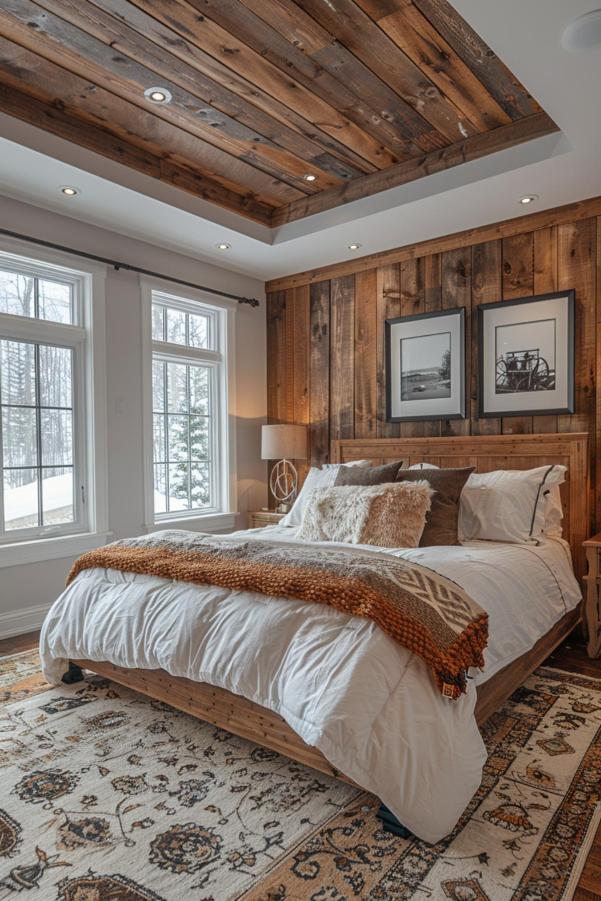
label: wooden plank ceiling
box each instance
[0,0,557,226]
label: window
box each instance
[146,287,233,524]
[0,244,107,556]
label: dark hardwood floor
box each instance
[0,629,40,654]
[1,630,599,897]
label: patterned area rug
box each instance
[0,651,598,900]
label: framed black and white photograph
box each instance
[386,308,465,422]
[478,290,574,418]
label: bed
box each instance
[39,432,588,843]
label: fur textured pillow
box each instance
[297,481,433,548]
[279,460,369,527]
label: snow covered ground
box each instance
[5,472,73,530]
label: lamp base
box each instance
[269,459,298,510]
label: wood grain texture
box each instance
[70,601,578,798]
[399,257,425,438]
[72,658,359,784]
[128,0,391,172]
[309,281,331,466]
[355,0,511,133]
[532,226,559,434]
[266,199,600,533]
[412,0,541,120]
[0,0,552,223]
[376,264,401,438]
[330,275,355,438]
[295,0,483,144]
[0,0,317,194]
[354,269,378,439]
[292,284,311,484]
[266,196,601,292]
[270,113,558,226]
[0,45,296,212]
[597,215,601,531]
[330,275,355,441]
[441,247,470,436]
[501,231,534,435]
[35,0,361,188]
[557,219,597,535]
[333,431,589,582]
[266,291,289,426]
[90,0,375,179]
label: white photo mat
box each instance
[386,308,465,421]
[479,292,574,417]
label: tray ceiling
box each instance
[0,0,558,227]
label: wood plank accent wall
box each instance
[266,197,601,528]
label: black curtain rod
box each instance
[0,228,260,307]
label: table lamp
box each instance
[261,424,307,512]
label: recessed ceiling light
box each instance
[60,186,79,196]
[561,9,601,51]
[348,243,362,251]
[304,174,317,182]
[215,242,231,251]
[144,86,172,104]
[519,194,539,205]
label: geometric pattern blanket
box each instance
[68,530,488,699]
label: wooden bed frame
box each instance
[70,432,589,789]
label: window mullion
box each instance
[0,370,4,534]
[187,365,191,511]
[163,360,169,514]
[0,313,85,346]
[34,343,43,528]
[151,342,221,365]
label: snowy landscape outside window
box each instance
[0,259,87,541]
[150,291,226,520]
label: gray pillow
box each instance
[334,460,404,486]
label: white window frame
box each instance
[141,277,237,532]
[0,237,109,567]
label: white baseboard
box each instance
[0,603,52,639]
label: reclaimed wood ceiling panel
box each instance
[0,0,557,225]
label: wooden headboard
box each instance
[331,433,589,583]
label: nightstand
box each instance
[583,533,601,657]
[248,511,285,529]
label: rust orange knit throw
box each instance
[68,533,488,699]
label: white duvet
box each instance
[40,527,581,843]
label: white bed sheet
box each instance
[39,529,581,843]
[234,527,581,685]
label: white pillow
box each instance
[543,485,564,538]
[280,460,368,527]
[459,465,567,544]
[408,462,439,470]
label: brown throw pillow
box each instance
[334,460,404,486]
[396,467,474,546]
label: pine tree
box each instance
[168,364,210,509]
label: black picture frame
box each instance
[385,307,465,422]
[478,290,575,418]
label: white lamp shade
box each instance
[261,424,307,460]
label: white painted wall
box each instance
[0,196,267,635]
